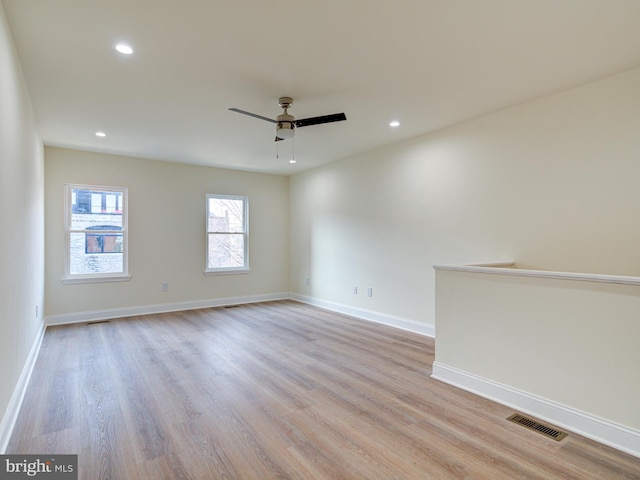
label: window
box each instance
[85,225,123,253]
[206,194,249,274]
[64,184,129,283]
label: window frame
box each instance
[205,194,250,275]
[63,184,130,284]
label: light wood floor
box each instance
[8,301,640,479]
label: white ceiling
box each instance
[4,0,640,175]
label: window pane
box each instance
[207,198,244,232]
[91,193,102,213]
[207,233,245,269]
[86,234,103,253]
[105,194,117,213]
[69,232,123,274]
[71,189,123,230]
[86,230,123,253]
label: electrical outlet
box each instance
[367,287,373,297]
[161,282,169,292]
[305,277,310,286]
[353,285,358,294]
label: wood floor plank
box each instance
[7,300,640,479]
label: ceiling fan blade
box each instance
[294,113,346,128]
[229,108,277,123]
[275,136,285,142]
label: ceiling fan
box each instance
[229,97,346,141]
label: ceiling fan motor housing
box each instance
[276,108,295,138]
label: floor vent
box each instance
[87,320,110,325]
[507,414,568,441]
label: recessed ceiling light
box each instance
[115,43,133,55]
[95,131,106,137]
[389,121,400,127]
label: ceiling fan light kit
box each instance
[275,123,294,139]
[229,96,346,143]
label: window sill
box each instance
[204,268,251,276]
[61,274,132,285]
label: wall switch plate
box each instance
[367,287,373,297]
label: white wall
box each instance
[289,67,640,328]
[0,2,45,448]
[45,147,289,321]
[433,266,640,456]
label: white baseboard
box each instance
[290,293,435,337]
[46,292,290,326]
[11,298,639,459]
[46,292,435,338]
[432,361,640,459]
[0,320,46,454]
